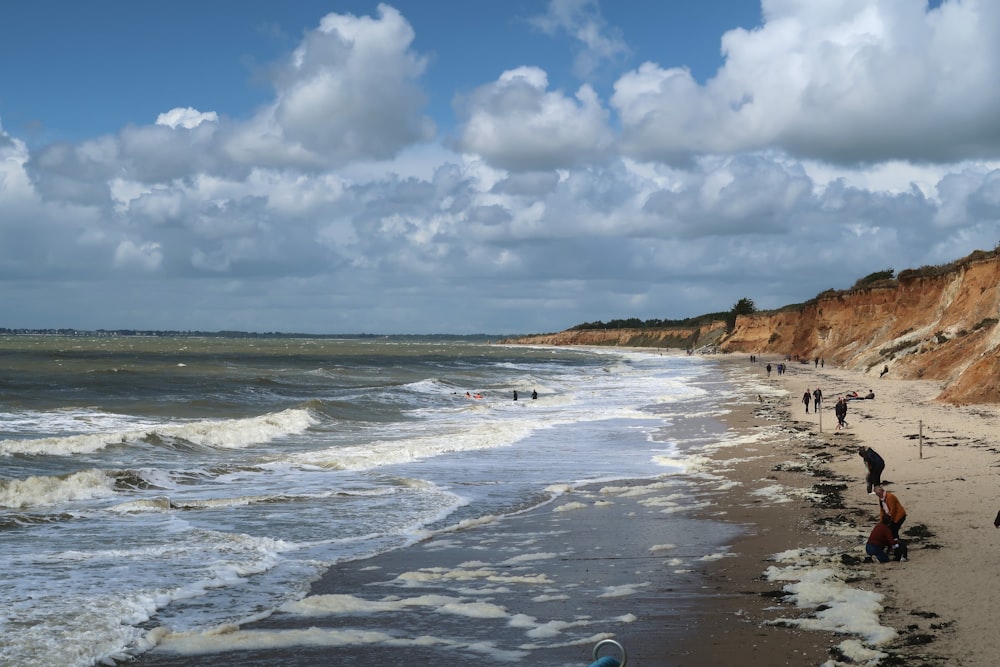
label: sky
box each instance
[1,0,997,335]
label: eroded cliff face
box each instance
[721,254,1000,404]
[503,320,728,349]
[507,251,1000,404]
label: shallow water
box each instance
[0,335,757,666]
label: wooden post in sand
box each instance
[919,420,923,459]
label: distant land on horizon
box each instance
[0,328,505,341]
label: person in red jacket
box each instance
[866,515,906,562]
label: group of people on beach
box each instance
[766,362,789,376]
[801,388,873,428]
[801,388,822,413]
[459,389,539,401]
[765,356,909,564]
[858,445,909,563]
[844,389,876,400]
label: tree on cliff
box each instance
[852,268,895,289]
[727,297,756,331]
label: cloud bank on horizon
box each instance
[1,0,998,334]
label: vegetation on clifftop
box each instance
[570,297,757,333]
[569,313,728,331]
[531,246,1000,357]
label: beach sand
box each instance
[133,356,1000,666]
[672,356,1000,667]
[764,358,1000,667]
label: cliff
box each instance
[720,250,1000,404]
[507,248,1000,405]
[502,319,729,350]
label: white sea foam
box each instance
[388,565,555,588]
[0,408,317,456]
[598,582,649,597]
[156,408,317,449]
[0,431,135,456]
[151,626,531,662]
[750,483,825,504]
[4,530,293,667]
[0,469,116,508]
[552,501,587,512]
[291,418,539,470]
[498,552,558,565]
[282,592,509,618]
[764,547,897,647]
[107,494,293,513]
[108,496,174,512]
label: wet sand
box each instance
[133,355,1000,666]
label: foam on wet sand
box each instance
[134,354,1000,666]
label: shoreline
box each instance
[132,353,1000,666]
[687,355,1000,667]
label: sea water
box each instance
[0,335,758,666]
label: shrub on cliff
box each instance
[852,268,895,289]
[726,297,757,331]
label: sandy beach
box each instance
[765,357,1000,667]
[672,355,1000,667]
[132,354,1000,666]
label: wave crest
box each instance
[0,408,318,457]
[0,469,116,509]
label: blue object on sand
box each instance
[589,639,626,667]
[588,658,620,667]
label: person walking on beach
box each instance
[835,397,848,429]
[874,486,906,539]
[860,446,886,493]
[802,390,811,413]
[766,363,772,377]
[865,514,906,563]
[812,388,822,412]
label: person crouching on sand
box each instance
[866,515,907,563]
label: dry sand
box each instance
[685,355,1000,667]
[133,353,1000,666]
[778,358,1000,667]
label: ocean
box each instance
[0,335,762,666]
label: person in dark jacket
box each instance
[835,397,848,429]
[860,446,885,493]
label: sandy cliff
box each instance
[502,320,729,350]
[721,250,1000,404]
[507,249,1000,404]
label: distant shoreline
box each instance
[0,329,503,340]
